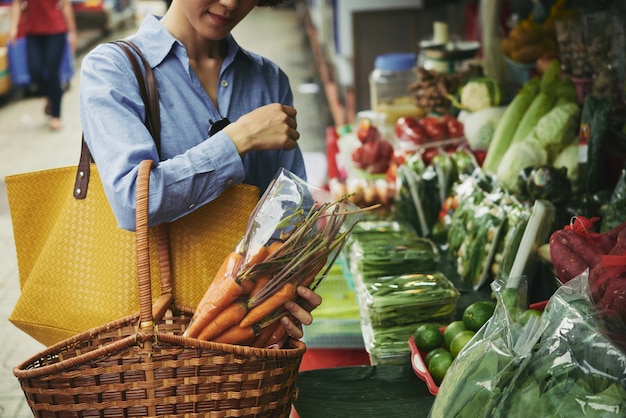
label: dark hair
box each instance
[257,0,289,6]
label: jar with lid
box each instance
[369,52,420,123]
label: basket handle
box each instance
[135,159,164,332]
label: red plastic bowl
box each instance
[408,335,440,395]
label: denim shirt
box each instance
[79,14,306,231]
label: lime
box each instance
[463,301,496,332]
[443,320,466,350]
[517,308,542,326]
[414,323,444,352]
[450,330,475,358]
[424,347,449,368]
[428,350,454,385]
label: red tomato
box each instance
[443,115,464,138]
[395,117,428,145]
[419,116,448,141]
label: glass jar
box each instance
[369,53,419,123]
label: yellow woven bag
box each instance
[6,40,260,346]
[6,162,258,346]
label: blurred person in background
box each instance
[80,0,319,344]
[8,0,77,131]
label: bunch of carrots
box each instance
[183,198,367,347]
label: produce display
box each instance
[317,3,626,413]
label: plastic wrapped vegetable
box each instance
[361,272,460,327]
[185,168,365,346]
[428,277,545,418]
[350,235,440,280]
[493,273,626,417]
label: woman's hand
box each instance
[275,285,322,345]
[224,103,301,154]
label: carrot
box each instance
[242,244,269,269]
[249,274,271,298]
[251,320,281,347]
[265,240,284,257]
[239,277,255,295]
[239,282,297,328]
[263,324,288,348]
[192,251,243,315]
[196,301,248,341]
[185,276,246,339]
[213,324,256,345]
[260,312,300,348]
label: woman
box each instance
[9,0,77,131]
[79,0,320,343]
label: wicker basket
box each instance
[13,160,306,418]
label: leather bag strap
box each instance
[74,40,160,199]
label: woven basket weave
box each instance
[13,160,306,417]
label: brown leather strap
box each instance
[74,40,160,200]
[114,40,161,150]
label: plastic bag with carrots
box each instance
[184,168,366,347]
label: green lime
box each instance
[450,330,475,358]
[517,308,542,326]
[414,323,444,352]
[443,320,466,350]
[428,350,454,385]
[463,301,496,332]
[424,347,449,368]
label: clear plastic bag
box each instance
[428,277,544,418]
[184,168,365,346]
[430,271,626,418]
[493,272,626,417]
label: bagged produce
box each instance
[492,273,626,417]
[357,272,459,365]
[429,277,545,418]
[429,272,626,418]
[349,233,440,280]
[360,272,459,328]
[185,168,365,346]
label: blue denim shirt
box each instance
[79,15,306,231]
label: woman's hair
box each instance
[257,0,289,6]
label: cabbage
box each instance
[451,77,502,113]
[463,106,507,151]
[496,137,548,193]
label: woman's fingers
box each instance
[225,103,301,153]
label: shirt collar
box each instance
[130,14,177,68]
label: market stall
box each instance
[295,0,626,415]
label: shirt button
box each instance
[226,179,233,186]
[221,79,229,88]
[189,203,195,209]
